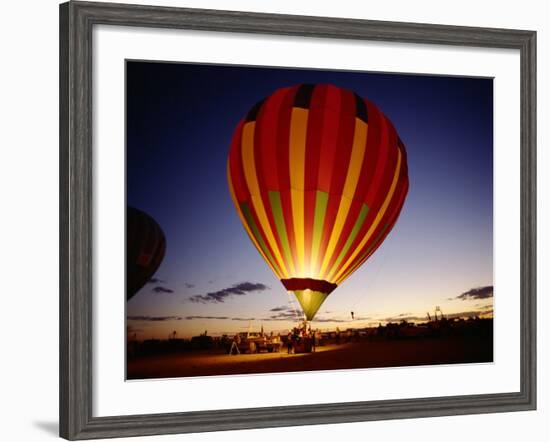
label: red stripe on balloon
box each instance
[303,189,317,269]
[364,107,391,206]
[276,86,300,267]
[254,98,287,265]
[257,87,290,191]
[303,85,327,269]
[316,85,342,193]
[228,120,248,203]
[366,112,399,225]
[325,89,356,197]
[304,84,326,191]
[356,99,381,204]
[317,89,356,272]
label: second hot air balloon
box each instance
[127,206,166,300]
[227,84,408,321]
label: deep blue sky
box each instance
[126,61,493,338]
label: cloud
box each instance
[152,286,174,294]
[313,315,372,323]
[184,283,195,289]
[127,315,182,321]
[189,282,269,303]
[266,311,300,321]
[382,315,426,323]
[475,303,494,309]
[351,316,372,321]
[446,309,493,319]
[269,305,291,312]
[147,277,164,284]
[185,315,229,320]
[312,317,350,323]
[456,286,493,301]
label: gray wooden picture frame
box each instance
[59,1,537,439]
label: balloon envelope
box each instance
[227,84,408,320]
[126,207,166,300]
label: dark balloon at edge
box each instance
[127,207,166,300]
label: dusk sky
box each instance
[126,61,493,339]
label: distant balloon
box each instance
[127,207,166,300]
[227,84,408,320]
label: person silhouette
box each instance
[286,332,293,354]
[229,333,241,355]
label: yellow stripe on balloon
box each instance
[289,108,308,276]
[227,162,281,278]
[330,148,402,283]
[318,196,351,280]
[241,122,289,278]
[343,120,368,200]
[319,118,368,280]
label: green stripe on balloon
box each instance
[241,203,282,276]
[268,191,294,271]
[311,190,329,265]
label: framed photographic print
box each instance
[59,1,536,439]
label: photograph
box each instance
[1,0,543,440]
[125,61,494,380]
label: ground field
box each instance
[127,334,493,380]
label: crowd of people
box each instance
[227,321,322,355]
[286,322,320,354]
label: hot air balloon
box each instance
[127,206,166,300]
[227,84,408,321]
